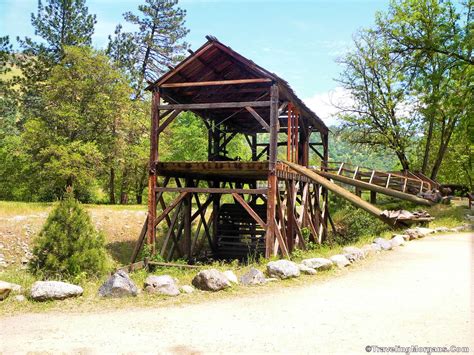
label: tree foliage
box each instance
[108,0,189,98]
[338,0,472,186]
[29,189,109,279]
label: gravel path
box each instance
[1,233,472,354]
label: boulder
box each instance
[390,235,405,247]
[240,268,266,286]
[361,244,376,256]
[0,280,12,300]
[180,285,194,294]
[435,226,449,233]
[404,229,420,240]
[373,238,392,251]
[298,264,317,275]
[30,281,83,301]
[144,275,180,296]
[266,260,300,279]
[300,257,333,271]
[342,246,365,262]
[192,269,231,291]
[329,254,350,268]
[99,270,138,298]
[413,227,435,237]
[393,234,410,242]
[223,270,238,284]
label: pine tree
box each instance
[109,0,189,98]
[29,188,109,279]
[19,0,96,61]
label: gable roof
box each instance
[148,36,328,134]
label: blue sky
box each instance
[0,0,390,123]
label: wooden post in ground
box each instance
[147,89,160,254]
[183,179,192,260]
[370,191,377,204]
[265,83,279,258]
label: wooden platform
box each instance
[155,161,313,183]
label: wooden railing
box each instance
[316,161,432,194]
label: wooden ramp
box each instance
[311,162,434,206]
[282,161,424,229]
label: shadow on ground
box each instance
[107,241,135,265]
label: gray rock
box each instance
[14,295,26,302]
[393,234,410,242]
[144,275,180,296]
[414,227,435,237]
[180,285,194,294]
[192,269,231,291]
[301,257,333,271]
[240,268,266,286]
[223,270,238,284]
[361,244,375,256]
[342,246,365,262]
[435,226,450,233]
[404,229,420,240]
[99,270,138,298]
[31,281,83,301]
[391,235,405,247]
[266,260,300,279]
[374,238,392,250]
[298,264,317,275]
[329,254,350,268]
[0,280,12,300]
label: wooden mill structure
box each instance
[131,36,329,263]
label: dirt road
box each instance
[1,233,472,354]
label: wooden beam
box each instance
[158,101,270,110]
[157,110,182,134]
[232,193,267,229]
[154,192,188,227]
[245,106,270,132]
[155,187,267,194]
[161,78,272,88]
[130,215,148,263]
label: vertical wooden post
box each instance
[286,180,295,252]
[251,133,257,161]
[184,179,192,260]
[370,191,377,204]
[321,131,329,243]
[147,89,160,254]
[266,83,279,258]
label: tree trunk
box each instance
[421,117,435,174]
[109,167,116,204]
[395,150,410,171]
[430,128,454,181]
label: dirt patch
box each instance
[0,205,147,267]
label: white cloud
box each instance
[303,87,353,127]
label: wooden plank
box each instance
[232,193,267,229]
[158,101,271,110]
[157,110,182,134]
[274,218,289,258]
[154,192,188,227]
[155,187,267,194]
[245,106,270,132]
[148,261,202,269]
[130,215,148,263]
[161,78,272,88]
[160,202,182,256]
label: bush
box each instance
[29,189,110,279]
[332,205,388,245]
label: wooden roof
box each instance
[148,36,328,135]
